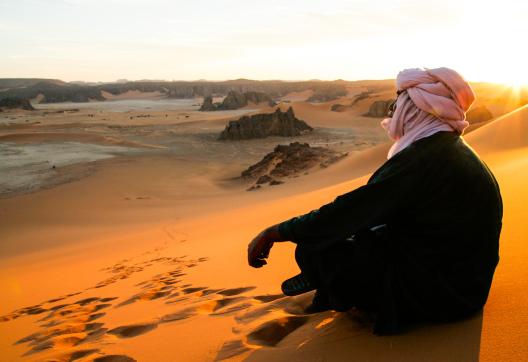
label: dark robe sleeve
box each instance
[277,149,424,245]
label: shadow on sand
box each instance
[244,309,483,362]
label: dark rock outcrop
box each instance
[466,106,493,124]
[331,91,373,112]
[330,104,347,112]
[241,142,348,190]
[0,78,399,105]
[220,90,250,110]
[350,91,371,105]
[0,97,35,110]
[218,107,312,140]
[199,95,216,111]
[364,99,394,117]
[307,84,347,102]
[244,91,275,106]
[200,90,276,111]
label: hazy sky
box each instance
[1,0,527,84]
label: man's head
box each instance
[395,67,475,122]
[381,67,475,159]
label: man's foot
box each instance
[281,273,316,296]
[304,289,332,314]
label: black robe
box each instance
[277,131,503,335]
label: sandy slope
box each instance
[0,105,527,360]
[464,105,528,362]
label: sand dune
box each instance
[462,104,528,362]
[1,93,527,360]
[465,104,528,152]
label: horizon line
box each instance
[0,76,515,87]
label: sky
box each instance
[1,0,527,85]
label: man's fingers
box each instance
[261,241,273,258]
[247,234,272,268]
[248,247,262,267]
[250,258,266,268]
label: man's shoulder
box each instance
[368,132,463,183]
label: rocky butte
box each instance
[241,141,348,191]
[0,97,35,111]
[218,107,313,140]
[364,99,395,117]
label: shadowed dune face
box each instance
[244,312,483,362]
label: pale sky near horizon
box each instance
[1,0,527,85]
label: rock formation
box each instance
[219,90,250,110]
[330,104,347,112]
[199,95,216,111]
[307,84,348,102]
[199,90,276,111]
[364,99,395,117]
[466,106,493,124]
[0,97,35,110]
[0,78,406,106]
[218,107,313,140]
[350,91,371,105]
[331,91,373,112]
[242,142,348,191]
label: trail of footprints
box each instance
[1,249,317,361]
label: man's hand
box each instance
[247,224,283,268]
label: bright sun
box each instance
[497,74,528,89]
[457,1,528,89]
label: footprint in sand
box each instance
[162,296,248,321]
[92,354,137,362]
[46,296,67,303]
[208,297,251,316]
[13,295,117,357]
[246,316,310,347]
[0,303,49,321]
[211,302,254,316]
[235,293,314,325]
[107,323,158,338]
[116,271,186,307]
[76,297,100,306]
[182,286,208,294]
[161,285,260,321]
[252,294,285,303]
[217,286,256,296]
[116,289,173,307]
[160,307,197,323]
[215,299,312,360]
[4,251,214,359]
[59,348,100,361]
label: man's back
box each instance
[387,131,503,323]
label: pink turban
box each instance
[381,67,476,159]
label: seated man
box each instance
[247,67,503,335]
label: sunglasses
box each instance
[387,89,404,117]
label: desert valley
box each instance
[0,77,527,361]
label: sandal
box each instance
[281,273,316,296]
